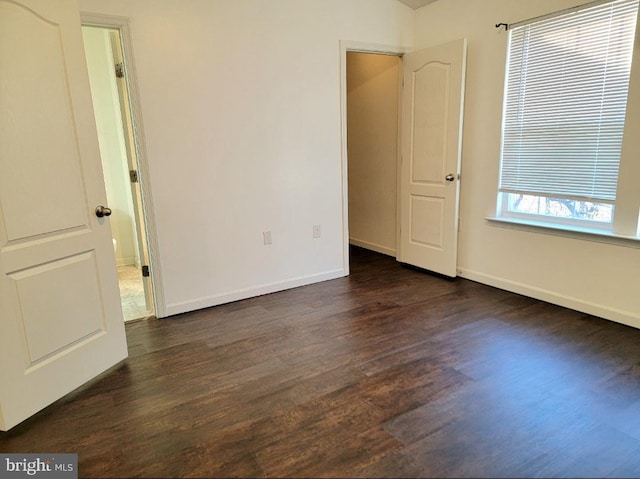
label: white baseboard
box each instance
[349,238,396,257]
[459,268,640,330]
[116,256,136,267]
[163,269,346,318]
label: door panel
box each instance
[0,0,128,431]
[410,196,445,248]
[399,39,467,277]
[0,4,86,241]
[12,252,105,364]
[411,62,450,184]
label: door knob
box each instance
[445,174,456,182]
[95,205,112,218]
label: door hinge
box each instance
[129,170,138,183]
[115,62,125,78]
[142,265,150,277]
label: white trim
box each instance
[459,268,640,329]
[339,40,412,274]
[81,12,167,318]
[487,216,640,248]
[349,238,396,257]
[164,269,346,317]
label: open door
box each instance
[0,0,128,430]
[398,39,467,277]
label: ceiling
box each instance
[396,0,439,9]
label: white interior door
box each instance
[398,39,467,277]
[0,0,128,431]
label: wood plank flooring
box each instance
[2,246,640,477]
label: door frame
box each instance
[81,12,167,318]
[339,40,411,274]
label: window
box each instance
[498,0,639,231]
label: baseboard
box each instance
[163,269,346,318]
[349,238,396,257]
[116,256,136,267]
[459,268,640,329]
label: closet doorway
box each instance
[346,51,402,260]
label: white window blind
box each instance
[500,0,639,203]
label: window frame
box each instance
[493,0,640,239]
[498,192,615,231]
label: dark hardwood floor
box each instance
[2,246,640,478]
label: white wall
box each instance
[347,52,400,256]
[78,0,414,316]
[83,26,139,267]
[415,0,640,327]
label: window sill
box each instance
[486,216,640,248]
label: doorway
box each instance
[82,25,155,322]
[342,41,467,277]
[346,51,402,263]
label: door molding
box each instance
[81,12,166,317]
[339,40,411,274]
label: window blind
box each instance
[499,0,639,203]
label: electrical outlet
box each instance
[313,224,321,238]
[263,231,272,245]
